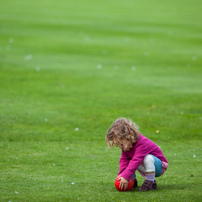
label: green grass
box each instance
[0,0,202,201]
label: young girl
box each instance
[106,118,168,191]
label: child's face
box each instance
[115,139,133,152]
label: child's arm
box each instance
[121,143,149,180]
[118,150,130,176]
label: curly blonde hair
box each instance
[106,118,140,147]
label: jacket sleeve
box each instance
[118,150,130,176]
[121,142,151,181]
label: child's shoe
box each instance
[133,179,138,188]
[152,180,157,190]
[138,180,157,191]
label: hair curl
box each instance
[105,118,140,148]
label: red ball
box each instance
[115,175,134,191]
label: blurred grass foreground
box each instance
[0,0,202,201]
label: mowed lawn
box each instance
[0,0,202,201]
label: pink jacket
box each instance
[118,134,168,181]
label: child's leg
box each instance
[131,173,138,188]
[137,154,162,178]
[142,154,156,181]
[131,173,136,181]
[137,154,162,191]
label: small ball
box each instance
[114,175,134,191]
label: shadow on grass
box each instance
[108,183,199,192]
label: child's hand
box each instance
[117,176,129,191]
